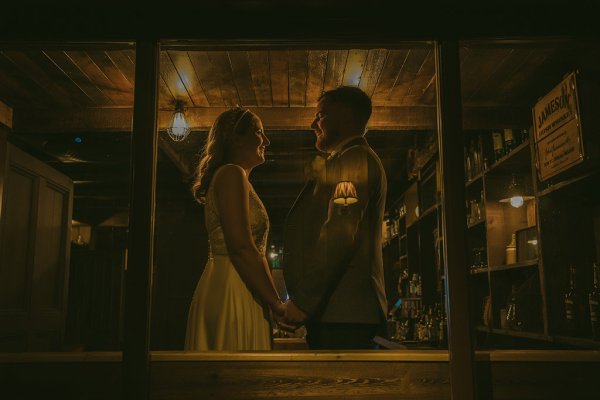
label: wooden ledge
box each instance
[1,350,599,363]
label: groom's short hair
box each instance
[319,86,372,127]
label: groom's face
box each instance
[311,97,345,153]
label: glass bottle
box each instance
[492,131,504,161]
[565,265,580,335]
[589,262,600,340]
[503,128,515,153]
[506,284,522,330]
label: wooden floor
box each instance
[1,350,600,399]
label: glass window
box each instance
[150,42,450,353]
[461,39,600,350]
[0,43,135,352]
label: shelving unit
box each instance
[465,127,600,349]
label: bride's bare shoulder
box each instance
[212,164,247,190]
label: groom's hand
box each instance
[283,300,308,325]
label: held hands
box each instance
[270,300,308,332]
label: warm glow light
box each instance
[333,181,358,206]
[528,239,538,246]
[167,100,191,142]
[168,112,190,141]
[509,196,524,208]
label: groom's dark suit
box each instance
[283,136,387,348]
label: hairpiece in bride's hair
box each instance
[231,107,251,134]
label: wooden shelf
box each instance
[476,326,600,348]
[467,218,486,229]
[552,335,600,349]
[419,203,439,219]
[470,267,489,275]
[488,259,538,273]
[536,170,600,198]
[400,297,422,301]
[486,140,531,175]
[400,255,408,260]
[488,327,548,341]
[465,172,483,188]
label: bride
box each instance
[184,107,288,351]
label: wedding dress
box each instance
[184,170,271,351]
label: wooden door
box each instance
[0,141,73,351]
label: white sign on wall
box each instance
[533,72,584,181]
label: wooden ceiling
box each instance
[2,42,599,238]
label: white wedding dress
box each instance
[184,172,272,351]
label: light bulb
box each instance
[170,112,189,136]
[510,196,524,208]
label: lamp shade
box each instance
[333,181,358,206]
[499,174,534,208]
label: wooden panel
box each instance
[12,105,528,133]
[0,52,60,108]
[0,67,37,108]
[305,50,327,106]
[87,51,134,99]
[342,49,368,87]
[323,50,348,92]
[388,48,430,105]
[151,361,450,399]
[371,49,409,104]
[2,51,74,107]
[65,51,129,105]
[460,48,515,104]
[0,166,35,309]
[0,144,72,350]
[496,48,555,105]
[187,51,224,107]
[32,182,67,309]
[269,50,289,106]
[43,50,113,106]
[359,49,388,97]
[474,48,529,104]
[247,51,272,107]
[0,99,12,128]
[288,50,308,107]
[159,51,192,105]
[208,51,241,107]
[401,49,435,106]
[166,51,209,107]
[228,51,258,107]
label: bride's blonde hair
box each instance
[192,107,253,204]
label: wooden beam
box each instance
[0,100,13,129]
[123,40,159,400]
[435,40,477,400]
[12,105,531,134]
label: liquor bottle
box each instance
[492,131,504,161]
[506,284,522,330]
[472,136,481,175]
[564,265,580,335]
[589,262,600,340]
[503,128,515,153]
[465,145,472,180]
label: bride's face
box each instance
[234,114,270,168]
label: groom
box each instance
[282,86,388,349]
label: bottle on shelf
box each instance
[492,130,505,161]
[505,233,517,265]
[503,128,516,154]
[520,128,530,143]
[506,284,522,330]
[564,265,581,336]
[465,145,473,181]
[589,262,600,340]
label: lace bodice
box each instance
[205,173,269,256]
